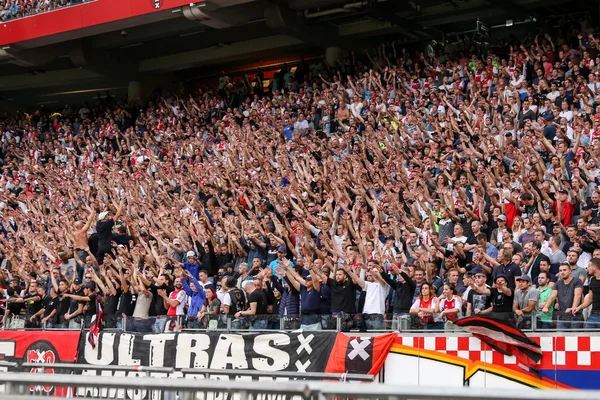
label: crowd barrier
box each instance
[1,329,600,395]
[2,372,600,400]
[2,312,590,333]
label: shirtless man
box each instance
[73,209,96,260]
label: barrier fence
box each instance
[2,312,593,333]
[1,372,600,400]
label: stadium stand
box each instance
[2,20,600,334]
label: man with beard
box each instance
[158,277,187,332]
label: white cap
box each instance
[98,211,109,221]
[186,251,196,258]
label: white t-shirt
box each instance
[362,281,387,315]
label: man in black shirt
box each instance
[23,281,43,328]
[575,258,600,328]
[64,278,84,329]
[96,200,124,264]
[63,282,97,328]
[236,280,267,330]
[150,273,173,333]
[485,275,514,320]
[327,265,360,331]
[40,287,59,327]
[54,280,71,328]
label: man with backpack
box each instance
[223,277,247,329]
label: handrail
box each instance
[21,362,175,374]
[3,373,600,400]
[179,368,375,381]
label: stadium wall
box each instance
[0,331,598,397]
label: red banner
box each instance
[0,331,81,396]
[0,0,201,46]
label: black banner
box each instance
[78,331,336,375]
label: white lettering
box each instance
[175,334,211,369]
[118,334,141,366]
[252,334,290,371]
[84,333,115,365]
[210,334,248,370]
[142,334,175,367]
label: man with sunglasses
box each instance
[466,268,491,317]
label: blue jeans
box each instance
[539,321,554,329]
[585,314,600,329]
[557,313,583,330]
[251,319,268,330]
[364,314,384,330]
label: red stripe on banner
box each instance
[324,333,350,374]
[368,332,397,376]
[0,0,202,46]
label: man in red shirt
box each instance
[553,189,575,226]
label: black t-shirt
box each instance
[69,288,84,314]
[56,294,70,324]
[590,276,600,311]
[327,277,358,313]
[7,296,23,316]
[117,288,135,317]
[248,289,268,317]
[103,288,122,316]
[490,288,514,313]
[149,284,172,316]
[467,287,490,313]
[43,296,58,322]
[23,293,42,315]
[85,293,97,317]
[96,218,115,248]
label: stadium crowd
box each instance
[2,22,600,333]
[0,0,88,21]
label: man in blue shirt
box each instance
[269,246,293,278]
[183,251,202,280]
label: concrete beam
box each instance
[264,2,368,49]
[139,34,303,73]
[0,68,104,92]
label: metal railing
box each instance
[18,363,375,383]
[1,372,600,400]
[3,312,598,333]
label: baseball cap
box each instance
[494,274,507,283]
[558,189,569,194]
[73,278,82,285]
[497,215,507,222]
[173,238,181,245]
[277,246,287,253]
[186,251,196,258]
[516,275,532,282]
[98,211,109,221]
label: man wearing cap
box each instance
[490,215,507,246]
[182,251,202,280]
[269,246,294,278]
[513,275,539,329]
[466,268,491,317]
[485,275,514,320]
[282,261,322,330]
[95,199,125,265]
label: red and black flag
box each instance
[325,332,396,375]
[455,316,542,367]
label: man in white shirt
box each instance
[344,261,387,330]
